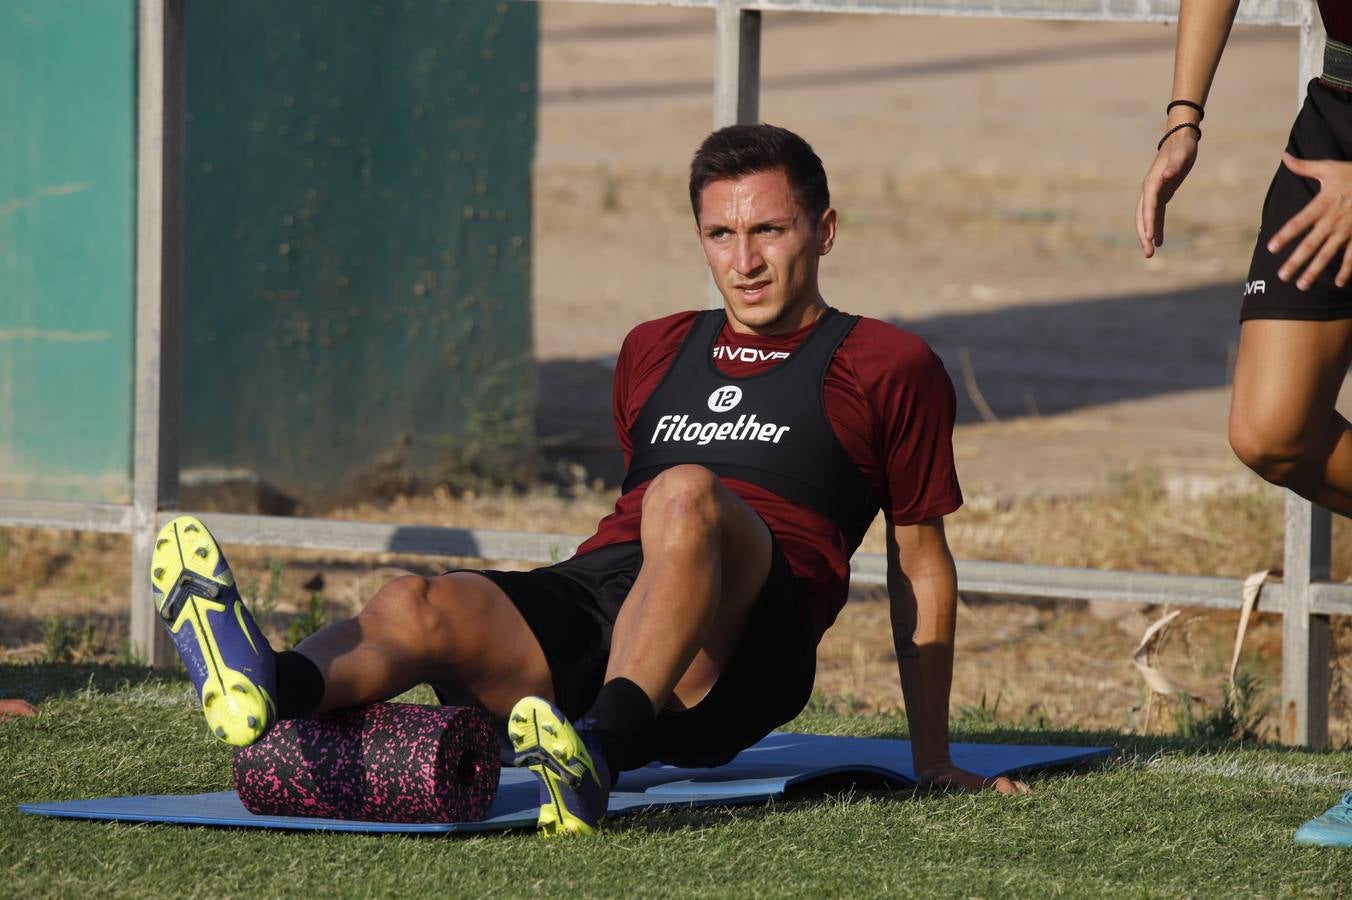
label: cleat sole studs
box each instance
[195,547,209,558]
[214,726,226,738]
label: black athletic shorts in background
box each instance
[1241,79,1352,322]
[473,538,817,770]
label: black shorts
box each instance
[474,539,816,769]
[1241,79,1352,322]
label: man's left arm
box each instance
[888,517,1028,795]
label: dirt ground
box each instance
[6,9,1352,745]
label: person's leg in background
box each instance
[1228,318,1352,515]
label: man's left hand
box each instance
[918,762,1030,796]
[1268,153,1352,290]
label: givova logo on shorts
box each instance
[650,385,791,446]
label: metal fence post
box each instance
[1297,0,1325,103]
[713,0,760,129]
[709,0,762,308]
[1276,3,1331,748]
[131,0,185,666]
[1281,493,1332,748]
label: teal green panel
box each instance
[184,0,538,506]
[0,1,135,502]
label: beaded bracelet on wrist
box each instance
[1157,122,1201,151]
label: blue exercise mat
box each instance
[19,732,1110,834]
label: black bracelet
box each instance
[1157,122,1202,150]
[1167,99,1205,121]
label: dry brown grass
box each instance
[4,471,1350,744]
[827,471,1352,744]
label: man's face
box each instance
[696,169,836,335]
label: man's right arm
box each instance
[888,520,1027,795]
[1136,0,1241,257]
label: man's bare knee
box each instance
[360,575,460,660]
[642,465,723,528]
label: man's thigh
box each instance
[637,468,776,704]
[650,540,816,769]
[421,571,554,717]
[706,480,776,666]
[452,543,644,719]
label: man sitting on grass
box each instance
[150,124,1027,837]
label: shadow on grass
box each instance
[563,770,905,836]
[0,661,185,706]
[604,726,1351,837]
[602,774,1034,837]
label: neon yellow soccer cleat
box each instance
[508,696,611,837]
[150,515,276,747]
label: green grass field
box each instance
[2,663,1348,898]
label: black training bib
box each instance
[622,309,879,547]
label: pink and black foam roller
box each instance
[233,703,500,823]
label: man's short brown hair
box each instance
[689,124,830,221]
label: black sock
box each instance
[274,650,325,720]
[581,677,655,783]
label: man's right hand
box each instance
[918,762,1030,796]
[0,699,38,720]
[1136,128,1200,258]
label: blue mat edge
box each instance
[17,793,487,835]
[16,785,788,834]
